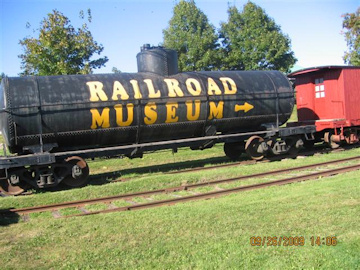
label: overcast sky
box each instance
[0,0,358,76]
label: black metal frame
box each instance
[0,125,316,170]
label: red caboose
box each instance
[288,66,360,148]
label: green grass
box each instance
[0,144,359,269]
[288,104,298,122]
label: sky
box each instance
[0,0,358,76]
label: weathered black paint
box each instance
[137,45,179,76]
[0,70,294,154]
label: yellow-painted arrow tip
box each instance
[235,102,254,113]
[243,102,254,113]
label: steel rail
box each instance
[1,155,359,216]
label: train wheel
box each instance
[303,140,315,150]
[0,179,27,196]
[62,156,90,188]
[224,142,244,160]
[267,139,281,156]
[287,145,300,155]
[245,136,265,160]
[286,137,303,155]
[324,132,340,149]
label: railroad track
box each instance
[1,144,356,197]
[1,155,360,220]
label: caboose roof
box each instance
[288,65,359,78]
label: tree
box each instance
[342,8,360,66]
[19,9,108,76]
[0,73,5,83]
[220,2,296,72]
[163,0,219,71]
[112,67,121,73]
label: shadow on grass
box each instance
[88,155,234,185]
[0,210,21,226]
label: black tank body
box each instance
[0,46,294,154]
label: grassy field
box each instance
[0,140,359,269]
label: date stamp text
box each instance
[250,236,337,247]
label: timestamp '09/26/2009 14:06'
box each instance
[250,236,338,247]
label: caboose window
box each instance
[315,78,325,98]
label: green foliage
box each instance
[342,8,360,66]
[163,1,296,72]
[163,0,219,71]
[19,9,108,76]
[220,2,297,72]
[0,72,5,82]
[112,67,121,73]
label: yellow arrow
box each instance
[235,102,254,113]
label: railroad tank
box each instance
[0,46,294,155]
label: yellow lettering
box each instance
[164,79,184,97]
[86,81,108,101]
[90,108,110,129]
[185,100,201,121]
[129,80,142,99]
[207,78,222,95]
[144,79,161,98]
[112,81,129,100]
[208,101,224,119]
[114,104,134,126]
[186,78,202,96]
[144,102,158,125]
[165,102,179,123]
[220,77,237,95]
